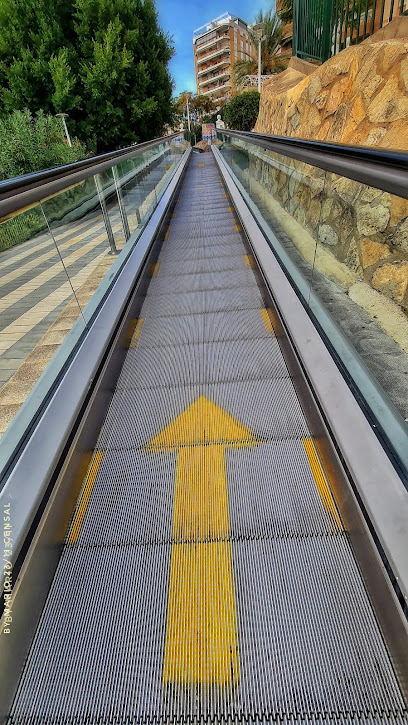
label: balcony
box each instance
[213,93,230,109]
[197,58,230,78]
[195,32,229,55]
[201,81,231,97]
[196,43,230,66]
[199,69,230,88]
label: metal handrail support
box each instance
[218,129,408,199]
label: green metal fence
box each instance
[293,0,408,63]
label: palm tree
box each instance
[278,0,293,25]
[232,10,289,89]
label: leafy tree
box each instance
[191,95,216,122]
[232,10,289,89]
[0,0,174,151]
[172,92,215,130]
[0,109,87,180]
[223,91,260,132]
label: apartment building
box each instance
[193,12,255,109]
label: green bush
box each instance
[223,91,260,132]
[0,208,47,252]
[0,109,88,181]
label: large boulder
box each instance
[255,37,408,150]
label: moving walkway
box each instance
[0,134,408,724]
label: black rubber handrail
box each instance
[219,129,408,199]
[0,134,178,194]
[0,133,179,219]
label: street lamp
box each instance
[186,95,191,136]
[250,22,265,94]
[56,113,72,147]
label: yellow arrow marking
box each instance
[145,396,258,685]
[146,395,257,451]
[198,163,205,167]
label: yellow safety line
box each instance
[129,318,144,348]
[244,254,256,269]
[227,206,233,213]
[223,193,229,198]
[150,262,160,277]
[266,307,282,335]
[303,439,342,530]
[261,309,276,335]
[68,450,104,544]
[198,163,205,167]
[234,224,242,233]
[164,230,170,241]
[126,318,139,347]
[171,212,176,218]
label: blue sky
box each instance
[156,0,275,97]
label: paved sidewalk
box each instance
[0,153,181,438]
[0,208,123,385]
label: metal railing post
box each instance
[322,0,334,60]
[112,166,131,242]
[293,0,299,56]
[94,173,118,255]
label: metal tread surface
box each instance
[134,309,276,347]
[145,269,257,296]
[9,154,408,724]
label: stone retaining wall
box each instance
[246,144,408,307]
[249,36,408,308]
